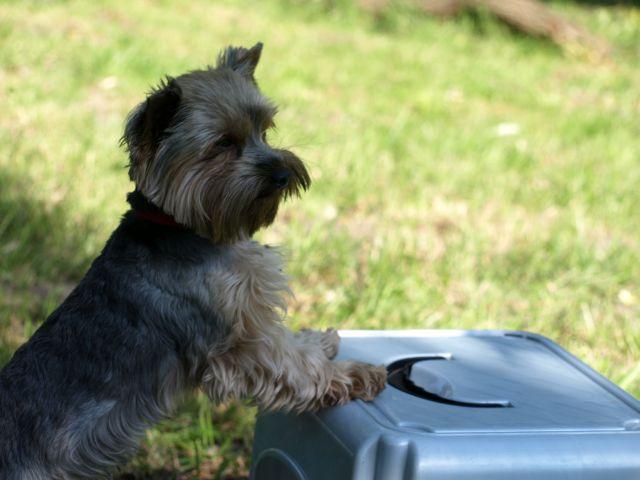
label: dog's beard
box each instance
[139,148,309,243]
[245,193,281,236]
[209,161,309,242]
[204,175,280,243]
[201,151,309,242]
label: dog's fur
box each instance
[0,43,386,479]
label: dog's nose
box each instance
[271,169,291,189]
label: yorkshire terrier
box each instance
[0,43,386,479]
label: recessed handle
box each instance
[387,356,512,408]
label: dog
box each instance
[0,43,387,479]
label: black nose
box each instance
[271,169,291,189]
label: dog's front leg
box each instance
[201,325,386,412]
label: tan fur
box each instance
[201,241,386,412]
[295,328,340,360]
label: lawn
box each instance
[1,0,639,478]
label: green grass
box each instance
[1,0,639,477]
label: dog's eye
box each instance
[215,136,235,149]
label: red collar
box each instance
[135,210,184,229]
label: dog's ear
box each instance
[122,77,182,175]
[217,42,263,82]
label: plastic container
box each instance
[251,330,640,480]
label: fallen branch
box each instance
[363,0,610,58]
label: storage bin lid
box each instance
[338,330,640,434]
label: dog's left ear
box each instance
[217,42,263,82]
[122,77,182,177]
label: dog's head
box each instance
[122,43,310,242]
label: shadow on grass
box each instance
[116,471,250,480]
[116,471,248,480]
[116,471,177,480]
[0,166,98,367]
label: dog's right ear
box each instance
[122,77,182,177]
[217,42,263,83]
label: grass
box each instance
[1,0,639,477]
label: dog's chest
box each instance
[206,241,290,337]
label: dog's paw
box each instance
[313,361,387,410]
[318,328,340,359]
[296,328,340,359]
[346,362,387,402]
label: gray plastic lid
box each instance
[338,330,640,434]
